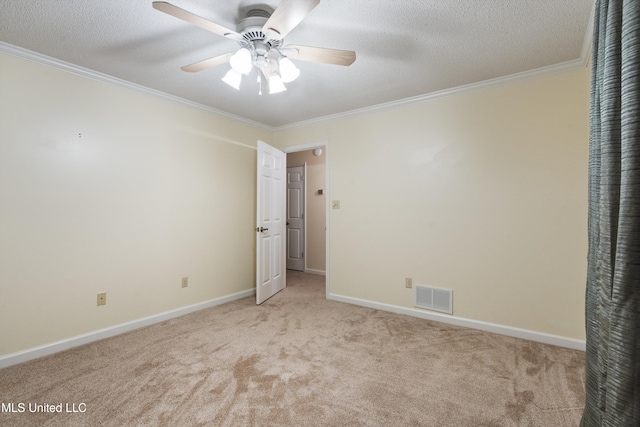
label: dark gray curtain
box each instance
[582,0,640,425]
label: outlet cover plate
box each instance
[97,292,106,306]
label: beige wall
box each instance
[0,52,271,355]
[286,150,327,272]
[274,68,590,340]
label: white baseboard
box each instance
[1,288,584,369]
[327,293,586,351]
[304,268,326,276]
[0,288,255,369]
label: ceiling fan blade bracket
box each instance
[224,32,245,42]
[278,47,300,58]
[264,28,282,41]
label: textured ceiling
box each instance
[0,0,594,128]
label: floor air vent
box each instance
[415,285,453,314]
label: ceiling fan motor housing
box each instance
[238,8,280,42]
[236,7,282,68]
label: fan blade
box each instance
[284,45,356,66]
[152,1,243,41]
[181,53,231,73]
[262,0,320,40]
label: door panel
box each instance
[286,166,305,271]
[256,141,286,304]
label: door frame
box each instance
[284,141,330,298]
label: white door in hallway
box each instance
[256,141,286,304]
[286,166,305,271]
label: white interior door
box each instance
[286,166,305,271]
[256,141,286,304]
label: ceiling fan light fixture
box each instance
[279,57,300,83]
[222,69,242,90]
[229,47,253,75]
[153,1,357,97]
[268,74,287,94]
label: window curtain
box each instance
[582,0,640,425]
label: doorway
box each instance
[285,143,328,293]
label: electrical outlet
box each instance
[182,277,188,288]
[97,292,107,306]
[405,278,412,289]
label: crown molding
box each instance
[277,3,595,132]
[2,25,593,134]
[275,57,589,131]
[0,42,272,131]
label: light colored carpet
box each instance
[0,271,585,426]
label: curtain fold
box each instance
[582,0,640,425]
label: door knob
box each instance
[256,227,269,232]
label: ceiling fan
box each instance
[152,0,356,94]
